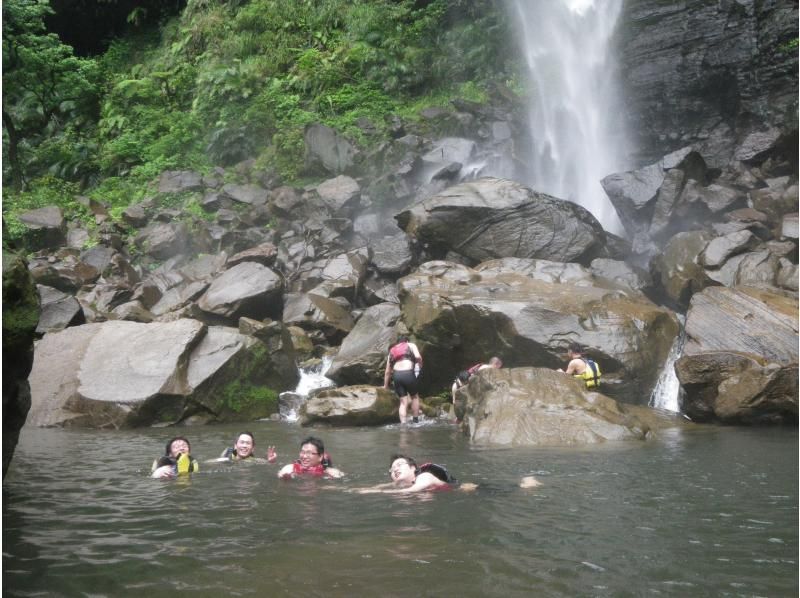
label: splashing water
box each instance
[278,356,335,421]
[649,321,686,412]
[508,0,628,234]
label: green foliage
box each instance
[2,175,87,242]
[221,381,278,414]
[778,38,798,53]
[3,0,102,191]
[3,0,516,213]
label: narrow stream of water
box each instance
[4,423,796,597]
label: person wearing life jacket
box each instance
[558,343,602,389]
[277,436,344,480]
[451,356,503,405]
[151,436,199,479]
[218,432,277,463]
[354,454,476,494]
[383,334,423,424]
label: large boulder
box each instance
[326,303,401,385]
[675,285,798,424]
[197,261,283,321]
[304,123,357,175]
[3,246,40,476]
[398,260,680,404]
[26,319,291,428]
[16,205,66,251]
[458,367,687,446]
[300,385,398,426]
[395,177,607,265]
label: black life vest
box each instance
[419,463,456,484]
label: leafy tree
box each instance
[2,0,100,190]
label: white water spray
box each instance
[509,0,628,233]
[649,321,686,412]
[278,356,335,422]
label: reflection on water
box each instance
[3,423,797,597]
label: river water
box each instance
[3,422,797,597]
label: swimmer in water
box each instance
[354,454,477,494]
[214,432,277,463]
[151,436,199,479]
[277,436,344,479]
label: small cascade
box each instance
[278,356,335,422]
[507,0,628,233]
[649,320,686,412]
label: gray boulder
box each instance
[316,175,361,218]
[304,123,357,175]
[326,303,401,385]
[397,260,679,404]
[396,177,606,265]
[675,285,798,424]
[134,221,190,261]
[197,262,283,320]
[158,170,204,194]
[36,285,84,334]
[300,385,398,426]
[16,205,66,250]
[459,367,687,446]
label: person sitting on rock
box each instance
[451,356,503,404]
[383,334,423,424]
[151,436,199,479]
[557,343,601,388]
[217,432,277,463]
[354,454,477,494]
[277,436,344,479]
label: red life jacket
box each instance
[292,461,326,476]
[389,341,416,365]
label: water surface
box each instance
[3,423,797,597]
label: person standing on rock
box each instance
[384,335,423,424]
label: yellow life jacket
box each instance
[574,358,601,388]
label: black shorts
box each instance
[392,369,419,397]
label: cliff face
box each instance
[618,0,798,167]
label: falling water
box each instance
[508,0,627,233]
[649,321,686,412]
[278,356,335,421]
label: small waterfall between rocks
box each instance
[648,320,686,412]
[278,356,335,422]
[508,0,627,234]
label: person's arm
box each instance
[267,446,277,463]
[324,467,344,479]
[383,356,392,388]
[151,465,176,479]
[358,472,442,494]
[278,464,295,479]
[564,358,583,375]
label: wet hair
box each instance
[165,436,191,457]
[236,432,255,446]
[488,356,503,367]
[568,343,584,355]
[390,453,418,471]
[396,334,409,343]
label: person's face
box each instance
[389,458,416,485]
[235,434,254,458]
[169,439,190,458]
[299,443,322,468]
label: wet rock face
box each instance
[675,286,799,424]
[300,385,398,426]
[396,177,608,265]
[457,367,688,446]
[396,259,679,404]
[2,247,40,477]
[619,0,799,167]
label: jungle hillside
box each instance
[2,0,518,245]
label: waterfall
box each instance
[649,321,686,412]
[508,0,627,234]
[278,356,335,422]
